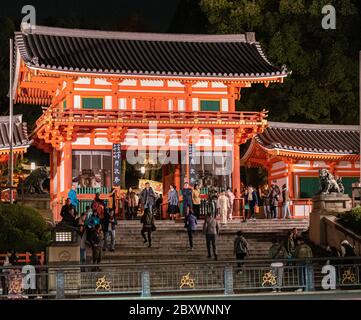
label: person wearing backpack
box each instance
[234,231,249,273]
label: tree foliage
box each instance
[200,0,361,124]
[0,203,52,252]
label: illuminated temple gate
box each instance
[13,25,287,220]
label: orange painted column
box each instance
[63,141,73,197]
[232,143,241,217]
[232,143,241,195]
[174,164,181,191]
[56,149,61,222]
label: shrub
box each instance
[0,203,52,253]
[338,207,361,235]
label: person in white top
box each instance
[217,190,231,225]
[226,188,235,220]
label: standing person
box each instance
[77,213,87,264]
[103,209,117,252]
[291,228,299,247]
[167,184,179,220]
[244,186,258,221]
[282,184,291,219]
[83,206,93,225]
[140,182,157,216]
[203,212,219,260]
[234,231,249,274]
[192,184,201,219]
[261,185,271,219]
[225,188,235,220]
[125,187,137,220]
[68,185,79,212]
[217,190,230,225]
[284,231,296,259]
[185,210,197,250]
[294,237,313,292]
[270,184,280,219]
[60,198,76,226]
[181,182,193,216]
[91,193,105,220]
[133,191,140,218]
[207,185,218,217]
[89,224,103,271]
[86,210,101,230]
[141,209,156,248]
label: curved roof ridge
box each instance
[21,24,249,43]
[268,121,359,131]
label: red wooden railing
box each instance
[36,107,268,130]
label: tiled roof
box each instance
[255,122,359,155]
[14,25,286,79]
[0,115,30,150]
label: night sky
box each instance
[1,0,181,31]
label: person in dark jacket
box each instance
[203,212,219,260]
[102,209,117,252]
[185,211,197,250]
[89,224,103,271]
[141,210,155,248]
[140,182,157,215]
[284,231,296,259]
[270,184,280,219]
[181,182,193,216]
[60,198,76,226]
[234,231,249,272]
[244,186,258,221]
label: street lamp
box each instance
[30,162,36,171]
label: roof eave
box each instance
[24,64,288,82]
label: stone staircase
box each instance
[101,219,310,264]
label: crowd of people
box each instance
[243,182,292,220]
[60,189,118,269]
[166,182,235,224]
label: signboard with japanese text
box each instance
[112,144,121,187]
[189,144,197,186]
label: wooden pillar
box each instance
[56,149,62,222]
[227,85,236,112]
[232,143,241,197]
[63,141,72,196]
[174,164,181,192]
[232,143,241,217]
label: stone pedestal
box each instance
[47,243,81,296]
[309,193,352,246]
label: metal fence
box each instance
[0,258,360,299]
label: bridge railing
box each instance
[1,257,360,299]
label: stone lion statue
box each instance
[18,166,49,194]
[318,169,344,194]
